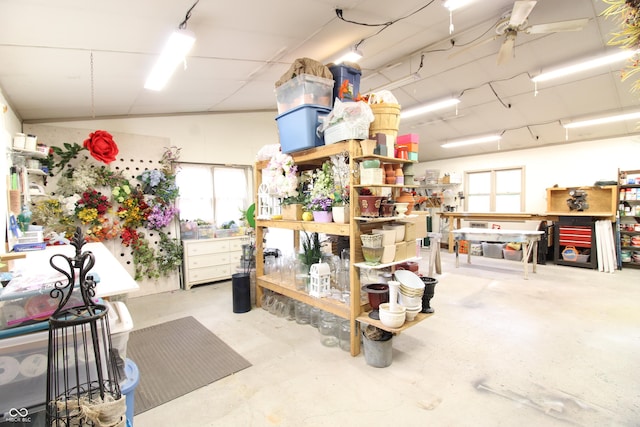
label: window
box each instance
[465,167,524,212]
[175,163,253,226]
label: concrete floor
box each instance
[126,248,640,426]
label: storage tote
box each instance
[276,104,331,153]
[328,64,362,102]
[482,242,505,259]
[324,121,369,145]
[275,74,334,114]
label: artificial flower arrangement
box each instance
[306,160,334,212]
[330,153,349,207]
[306,196,333,212]
[264,152,299,199]
[32,130,183,280]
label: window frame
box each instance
[463,166,525,212]
[175,162,254,226]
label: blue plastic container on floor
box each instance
[276,104,331,153]
[120,358,140,426]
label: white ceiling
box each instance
[1,0,638,161]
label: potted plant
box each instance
[306,196,333,222]
[330,153,350,224]
[281,191,308,221]
[306,161,335,222]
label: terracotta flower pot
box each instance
[396,191,415,215]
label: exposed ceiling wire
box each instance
[336,1,436,50]
[179,0,200,29]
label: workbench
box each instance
[451,228,544,279]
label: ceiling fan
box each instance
[453,1,589,65]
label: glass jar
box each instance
[294,301,310,324]
[310,307,322,328]
[295,261,310,292]
[338,320,351,352]
[264,255,276,276]
[318,313,339,347]
[286,299,296,321]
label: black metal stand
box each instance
[45,227,125,426]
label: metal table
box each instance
[451,228,544,279]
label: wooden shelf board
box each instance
[255,219,350,236]
[353,184,419,189]
[357,311,433,334]
[353,214,419,223]
[257,275,354,319]
[352,154,416,164]
[354,256,421,270]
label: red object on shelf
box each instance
[396,145,409,159]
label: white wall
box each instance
[1,88,23,136]
[1,90,23,253]
[416,136,640,213]
[38,111,280,165]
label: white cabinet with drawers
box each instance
[182,236,248,290]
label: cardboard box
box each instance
[394,241,408,262]
[405,239,418,258]
[404,221,416,242]
[400,213,428,239]
[397,142,418,152]
[397,133,419,144]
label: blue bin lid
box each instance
[120,358,140,393]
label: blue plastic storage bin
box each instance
[329,64,362,102]
[276,104,331,153]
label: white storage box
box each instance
[0,300,132,418]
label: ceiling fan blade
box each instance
[497,34,516,65]
[448,35,500,59]
[509,0,537,27]
[525,18,589,34]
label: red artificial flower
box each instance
[83,130,119,164]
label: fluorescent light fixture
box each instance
[531,49,638,83]
[368,72,421,93]
[145,29,196,91]
[443,0,472,11]
[401,98,460,119]
[563,110,640,129]
[441,134,501,148]
[335,47,363,64]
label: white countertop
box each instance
[10,242,139,298]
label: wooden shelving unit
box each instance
[254,140,432,357]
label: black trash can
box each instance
[232,273,251,313]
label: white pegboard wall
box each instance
[24,124,181,297]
